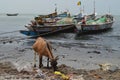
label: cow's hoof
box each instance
[34,64,36,67]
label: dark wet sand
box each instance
[0,38,120,79]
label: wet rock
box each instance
[89,56,93,58]
[9,41,13,43]
[88,50,101,54]
[0,54,4,57]
[3,42,6,44]
[18,49,25,52]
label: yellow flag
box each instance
[77,1,81,6]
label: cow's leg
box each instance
[34,52,36,67]
[39,56,43,68]
[47,57,49,68]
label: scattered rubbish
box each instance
[54,71,70,80]
[99,63,119,71]
[69,74,85,80]
[92,74,102,79]
[0,61,120,80]
[35,69,47,79]
[13,62,33,72]
[99,63,111,71]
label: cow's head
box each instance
[50,56,59,71]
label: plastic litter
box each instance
[99,63,119,71]
[13,62,33,72]
[54,71,69,80]
[69,74,85,80]
[35,69,48,80]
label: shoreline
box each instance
[0,61,120,80]
[0,38,120,79]
[0,39,120,70]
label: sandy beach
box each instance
[0,37,120,80]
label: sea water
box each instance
[0,14,120,53]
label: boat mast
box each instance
[83,5,85,14]
[77,1,81,14]
[108,6,111,14]
[93,0,95,14]
[55,3,57,13]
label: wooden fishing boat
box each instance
[76,14,114,34]
[76,21,114,34]
[20,24,76,37]
[6,13,18,16]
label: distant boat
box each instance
[6,13,18,16]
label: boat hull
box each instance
[20,30,38,36]
[20,24,76,37]
[76,21,114,34]
[6,13,18,16]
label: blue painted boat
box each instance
[20,24,76,37]
[20,30,38,36]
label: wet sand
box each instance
[0,38,120,79]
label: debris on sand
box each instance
[0,62,120,80]
[99,63,119,71]
[13,62,33,72]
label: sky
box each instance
[0,0,120,15]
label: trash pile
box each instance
[0,62,85,80]
[99,63,119,72]
[0,61,120,80]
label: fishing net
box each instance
[57,18,75,24]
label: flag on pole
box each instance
[77,1,81,6]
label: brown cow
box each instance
[32,37,58,71]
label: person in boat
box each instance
[34,17,44,26]
[81,17,86,24]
